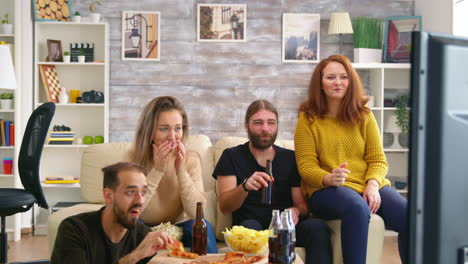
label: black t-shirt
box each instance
[51,207,153,264]
[212,142,301,228]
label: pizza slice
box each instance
[167,240,199,259]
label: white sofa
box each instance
[48,135,385,264]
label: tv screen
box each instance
[409,31,468,264]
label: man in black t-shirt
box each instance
[51,162,173,264]
[213,100,332,264]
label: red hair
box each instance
[299,55,369,124]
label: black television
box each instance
[409,31,468,264]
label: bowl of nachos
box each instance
[223,226,269,254]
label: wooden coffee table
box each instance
[149,251,268,264]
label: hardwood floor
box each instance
[8,234,401,263]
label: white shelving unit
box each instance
[34,21,109,233]
[0,0,23,241]
[354,63,410,193]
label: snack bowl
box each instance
[223,233,269,254]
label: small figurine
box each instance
[58,87,69,104]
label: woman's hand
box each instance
[174,140,186,174]
[152,140,176,172]
[323,163,350,187]
[363,179,381,213]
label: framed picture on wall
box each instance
[383,16,422,63]
[282,13,320,63]
[122,11,161,61]
[197,4,247,42]
[46,39,63,62]
[32,0,72,22]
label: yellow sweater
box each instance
[294,111,390,198]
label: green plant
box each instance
[352,17,383,49]
[64,51,70,56]
[89,0,102,13]
[74,11,81,16]
[1,14,8,24]
[394,94,410,134]
[0,93,14,99]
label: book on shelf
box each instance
[0,120,5,146]
[44,179,80,184]
[0,120,14,146]
[44,176,79,184]
[9,123,14,146]
[48,140,74,145]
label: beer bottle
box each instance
[261,160,273,205]
[192,202,207,255]
[268,210,281,264]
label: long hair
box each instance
[298,55,369,124]
[245,99,279,124]
[129,96,189,172]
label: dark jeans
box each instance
[308,186,408,264]
[176,219,218,253]
[240,218,332,264]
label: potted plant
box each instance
[352,17,383,63]
[77,49,86,63]
[394,94,410,148]
[63,51,71,63]
[72,11,81,23]
[0,14,13,35]
[89,0,102,23]
[0,93,14,110]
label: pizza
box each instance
[167,240,199,259]
[209,252,265,264]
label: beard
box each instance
[247,127,277,150]
[113,203,141,229]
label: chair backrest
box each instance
[18,102,55,209]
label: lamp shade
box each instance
[328,12,354,34]
[0,45,16,89]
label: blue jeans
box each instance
[240,218,332,264]
[308,186,407,264]
[176,219,218,253]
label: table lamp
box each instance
[328,12,354,55]
[0,42,17,90]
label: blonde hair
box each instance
[129,96,188,172]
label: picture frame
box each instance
[32,0,72,22]
[47,39,63,62]
[282,13,320,63]
[122,11,161,61]
[197,4,247,42]
[383,16,422,63]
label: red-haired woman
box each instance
[294,55,407,264]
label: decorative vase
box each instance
[383,133,394,148]
[72,15,81,23]
[354,48,382,63]
[0,99,12,110]
[77,55,85,63]
[1,24,13,35]
[63,55,71,63]
[398,133,409,148]
[90,13,101,23]
[58,87,69,104]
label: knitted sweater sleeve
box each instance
[363,112,389,185]
[294,113,329,188]
[178,151,206,219]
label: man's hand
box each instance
[119,231,173,264]
[244,171,273,191]
[289,207,300,225]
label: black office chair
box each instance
[0,103,55,264]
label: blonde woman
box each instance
[128,96,217,253]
